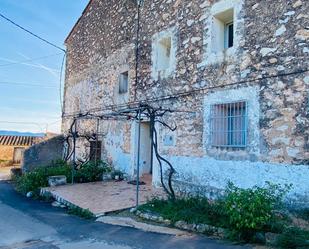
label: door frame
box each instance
[13,147,25,164]
[130,120,153,180]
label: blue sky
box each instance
[0,0,88,134]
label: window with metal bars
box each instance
[210,101,247,148]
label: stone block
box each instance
[48,175,67,187]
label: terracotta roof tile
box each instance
[0,135,44,146]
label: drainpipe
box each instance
[95,118,99,166]
[136,108,142,207]
[149,114,155,175]
[133,0,143,101]
[72,118,77,184]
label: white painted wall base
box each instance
[152,155,309,207]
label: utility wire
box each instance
[0,81,57,88]
[0,120,45,132]
[0,13,66,52]
[59,53,66,116]
[62,67,309,118]
[0,121,43,125]
[0,119,61,126]
[0,53,63,67]
[0,119,61,133]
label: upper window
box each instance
[151,28,177,80]
[213,8,234,53]
[210,101,247,148]
[119,71,128,94]
[157,36,172,72]
[199,0,244,66]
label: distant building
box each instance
[0,135,45,166]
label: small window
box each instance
[210,101,247,148]
[212,8,234,52]
[119,71,128,94]
[225,22,234,49]
[156,36,172,72]
[90,141,101,162]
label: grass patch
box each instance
[67,206,94,219]
[138,197,227,228]
[275,227,309,249]
[294,208,309,222]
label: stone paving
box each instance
[42,176,164,216]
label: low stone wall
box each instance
[22,135,64,172]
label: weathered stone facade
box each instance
[63,0,309,205]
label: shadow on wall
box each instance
[22,135,64,172]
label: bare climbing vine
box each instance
[63,104,178,199]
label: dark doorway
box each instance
[89,141,102,162]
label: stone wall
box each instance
[0,145,14,162]
[62,0,309,204]
[22,136,64,172]
[0,146,15,166]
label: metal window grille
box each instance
[90,141,102,161]
[119,71,128,94]
[210,101,248,148]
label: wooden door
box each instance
[13,147,25,164]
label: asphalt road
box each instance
[0,181,250,249]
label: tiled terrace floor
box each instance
[42,175,164,216]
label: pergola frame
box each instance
[63,103,193,205]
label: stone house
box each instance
[0,135,44,166]
[62,0,309,205]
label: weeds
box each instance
[138,182,304,246]
[67,206,94,219]
[275,227,309,249]
[139,197,227,227]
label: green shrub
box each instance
[14,161,72,197]
[74,161,112,183]
[275,227,309,249]
[14,160,111,197]
[224,182,290,241]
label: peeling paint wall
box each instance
[63,0,309,204]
